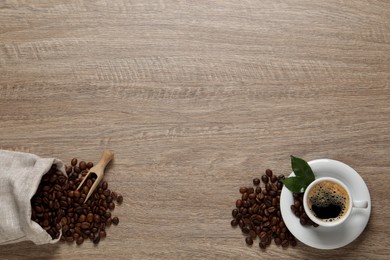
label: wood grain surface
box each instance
[1,0,390,259]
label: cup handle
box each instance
[353,200,368,208]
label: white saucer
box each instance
[280,159,371,249]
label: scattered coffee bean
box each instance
[93,234,101,244]
[79,161,87,171]
[116,195,123,204]
[76,236,84,245]
[259,241,266,250]
[245,236,253,245]
[86,162,94,169]
[65,165,72,175]
[232,209,238,218]
[261,175,269,184]
[71,158,78,166]
[265,169,273,177]
[100,230,107,238]
[231,169,296,250]
[74,166,80,174]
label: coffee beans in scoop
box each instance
[30,157,123,244]
[230,169,297,250]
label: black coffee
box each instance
[311,204,341,219]
[307,180,350,222]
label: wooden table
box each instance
[1,1,389,259]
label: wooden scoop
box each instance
[77,150,113,203]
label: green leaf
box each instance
[291,155,315,182]
[282,177,307,193]
[282,155,316,193]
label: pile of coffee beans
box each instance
[290,193,318,227]
[31,158,123,244]
[231,169,297,250]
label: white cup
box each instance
[303,177,368,227]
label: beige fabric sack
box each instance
[0,149,64,245]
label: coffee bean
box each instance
[74,166,80,174]
[259,241,266,249]
[79,161,87,171]
[231,219,238,227]
[81,222,90,229]
[88,233,95,240]
[290,239,297,247]
[265,236,272,245]
[269,190,277,197]
[35,206,44,213]
[67,190,74,198]
[238,219,244,228]
[86,213,94,222]
[242,225,250,234]
[111,192,118,200]
[101,181,108,190]
[281,240,289,247]
[270,175,277,183]
[100,230,107,238]
[267,207,276,213]
[94,214,101,223]
[71,158,78,166]
[74,190,81,198]
[248,193,256,200]
[265,169,273,177]
[87,179,93,188]
[259,232,267,240]
[114,193,123,203]
[76,236,84,245]
[232,209,238,218]
[101,189,109,196]
[82,185,89,194]
[65,166,72,175]
[245,237,253,245]
[60,201,68,208]
[261,175,269,184]
[253,178,260,186]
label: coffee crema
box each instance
[307,180,350,222]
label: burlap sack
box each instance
[0,149,64,245]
